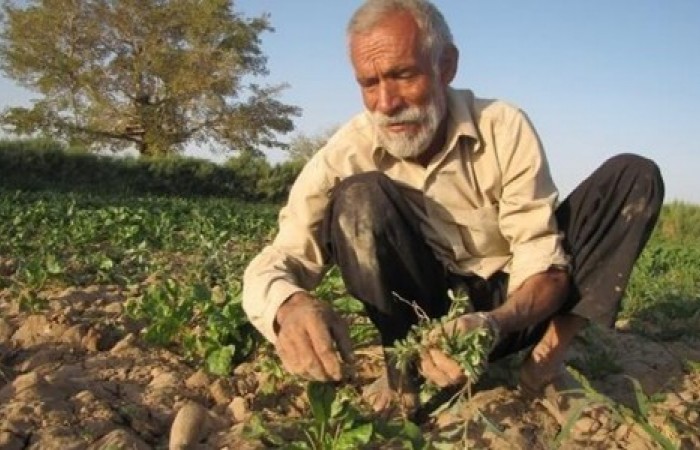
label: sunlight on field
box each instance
[1,185,698,447]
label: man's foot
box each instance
[519,357,612,440]
[362,370,419,419]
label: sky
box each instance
[1,1,699,203]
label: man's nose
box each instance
[376,81,403,116]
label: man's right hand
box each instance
[274,292,354,381]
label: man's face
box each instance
[350,11,448,159]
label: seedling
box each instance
[245,381,426,449]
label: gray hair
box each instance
[347,0,454,66]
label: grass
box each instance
[622,202,700,340]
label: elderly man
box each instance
[242,0,663,425]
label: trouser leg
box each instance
[557,153,665,325]
[322,171,451,348]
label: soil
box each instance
[0,284,698,449]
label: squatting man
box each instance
[242,0,664,428]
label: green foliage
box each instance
[387,292,496,447]
[225,151,303,201]
[655,201,700,244]
[0,139,303,201]
[0,0,300,156]
[2,163,699,447]
[1,187,278,375]
[390,290,493,388]
[254,343,291,395]
[621,201,700,339]
[245,382,427,449]
[301,382,374,450]
[286,127,339,163]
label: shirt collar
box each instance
[370,87,483,162]
[445,87,483,152]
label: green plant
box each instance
[299,382,374,449]
[126,278,259,376]
[245,382,426,449]
[254,343,294,395]
[386,290,505,447]
[390,290,493,391]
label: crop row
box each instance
[2,188,699,374]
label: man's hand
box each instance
[419,313,497,387]
[274,292,354,381]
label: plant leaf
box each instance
[307,381,336,425]
[335,422,373,448]
[206,345,234,376]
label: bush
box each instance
[0,139,302,202]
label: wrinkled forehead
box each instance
[348,11,425,64]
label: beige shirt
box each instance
[243,88,569,342]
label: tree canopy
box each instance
[286,126,338,163]
[0,0,300,156]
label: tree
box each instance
[286,126,338,163]
[0,0,300,157]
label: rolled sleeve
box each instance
[243,248,319,342]
[242,156,334,343]
[496,108,570,292]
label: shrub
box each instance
[0,139,302,202]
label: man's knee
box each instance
[605,153,664,191]
[605,153,665,213]
[605,153,664,222]
[330,172,396,236]
[330,172,387,253]
[332,171,391,207]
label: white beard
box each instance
[371,90,446,159]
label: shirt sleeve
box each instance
[242,155,335,342]
[495,106,570,293]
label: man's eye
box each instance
[358,78,378,88]
[396,70,416,79]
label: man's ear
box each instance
[439,44,459,85]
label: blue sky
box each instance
[1,1,699,202]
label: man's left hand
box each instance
[418,313,497,387]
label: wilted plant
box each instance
[389,289,494,391]
[388,290,502,447]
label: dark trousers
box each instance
[322,153,664,360]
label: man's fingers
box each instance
[420,349,465,387]
[329,315,355,365]
[368,390,391,413]
[419,349,450,387]
[307,318,344,381]
[277,328,334,381]
[275,334,298,373]
[429,348,466,384]
[273,296,355,382]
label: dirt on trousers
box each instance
[0,285,698,449]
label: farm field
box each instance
[0,188,699,449]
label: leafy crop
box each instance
[2,183,699,448]
[125,278,256,375]
[1,188,278,375]
[246,382,426,449]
